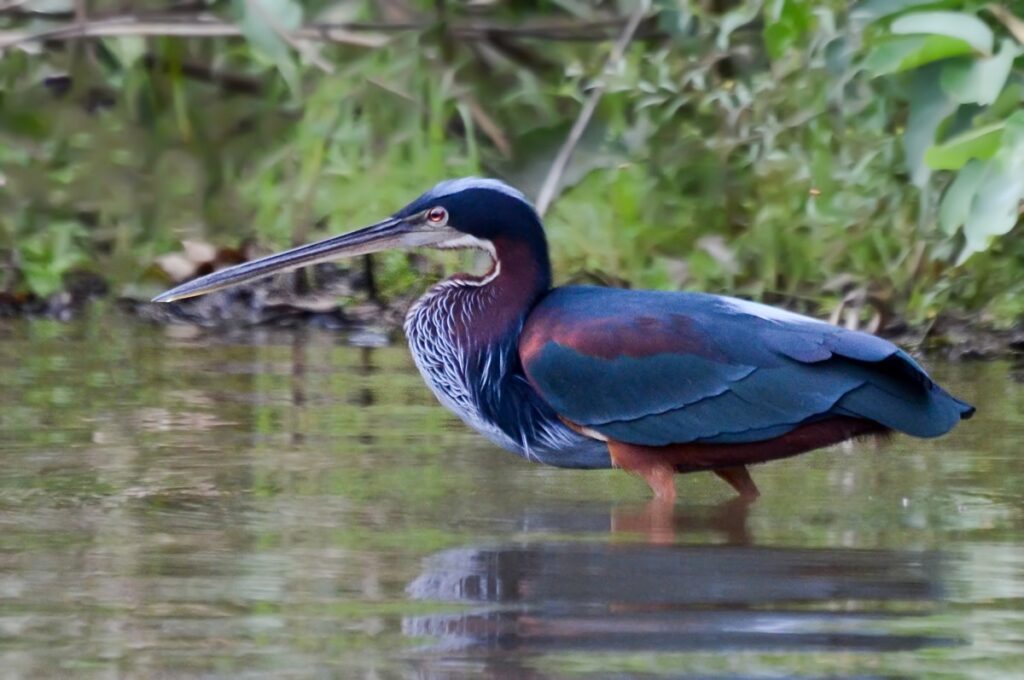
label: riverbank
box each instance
[4,270,1021,360]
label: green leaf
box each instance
[890,11,994,55]
[924,122,1005,169]
[904,65,957,186]
[18,222,88,298]
[960,113,1024,260]
[233,0,303,93]
[824,35,851,74]
[764,22,795,60]
[102,36,147,67]
[716,3,760,50]
[852,0,956,23]
[975,83,1024,125]
[939,159,986,234]
[763,0,814,59]
[940,39,1020,105]
[864,35,976,75]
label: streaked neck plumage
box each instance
[404,233,597,463]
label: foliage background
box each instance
[1,0,1023,330]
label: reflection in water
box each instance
[405,505,953,669]
[473,498,755,545]
[290,331,307,445]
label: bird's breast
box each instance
[403,283,610,469]
[404,284,521,452]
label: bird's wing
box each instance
[519,286,972,446]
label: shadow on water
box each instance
[403,502,955,677]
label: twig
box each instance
[986,4,1024,44]
[71,0,87,62]
[366,76,415,101]
[462,95,511,157]
[535,1,650,216]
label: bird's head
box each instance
[152,177,548,303]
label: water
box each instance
[1,311,1022,678]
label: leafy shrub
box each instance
[0,0,1021,326]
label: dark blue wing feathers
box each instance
[519,286,973,447]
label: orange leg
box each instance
[607,440,677,503]
[608,438,764,502]
[714,466,760,499]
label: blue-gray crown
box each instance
[420,177,530,205]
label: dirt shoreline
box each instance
[3,271,1022,360]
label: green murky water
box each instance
[1,311,1022,678]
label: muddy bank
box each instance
[885,320,1024,360]
[4,266,1022,359]
[122,263,407,331]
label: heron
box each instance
[154,178,974,502]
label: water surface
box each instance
[1,311,1021,678]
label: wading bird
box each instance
[154,179,974,502]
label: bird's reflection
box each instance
[504,497,755,545]
[613,496,754,544]
[404,501,955,676]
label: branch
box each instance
[535,1,650,216]
[313,17,664,42]
[986,3,1024,44]
[0,17,390,50]
[141,54,265,94]
[462,95,511,157]
[0,15,664,51]
[454,17,661,41]
[0,1,211,20]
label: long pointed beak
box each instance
[153,216,417,303]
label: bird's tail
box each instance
[952,396,976,420]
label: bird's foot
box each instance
[713,465,760,500]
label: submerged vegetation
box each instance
[1,1,1023,339]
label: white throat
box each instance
[433,234,501,287]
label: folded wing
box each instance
[519,286,973,447]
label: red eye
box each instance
[427,207,447,224]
